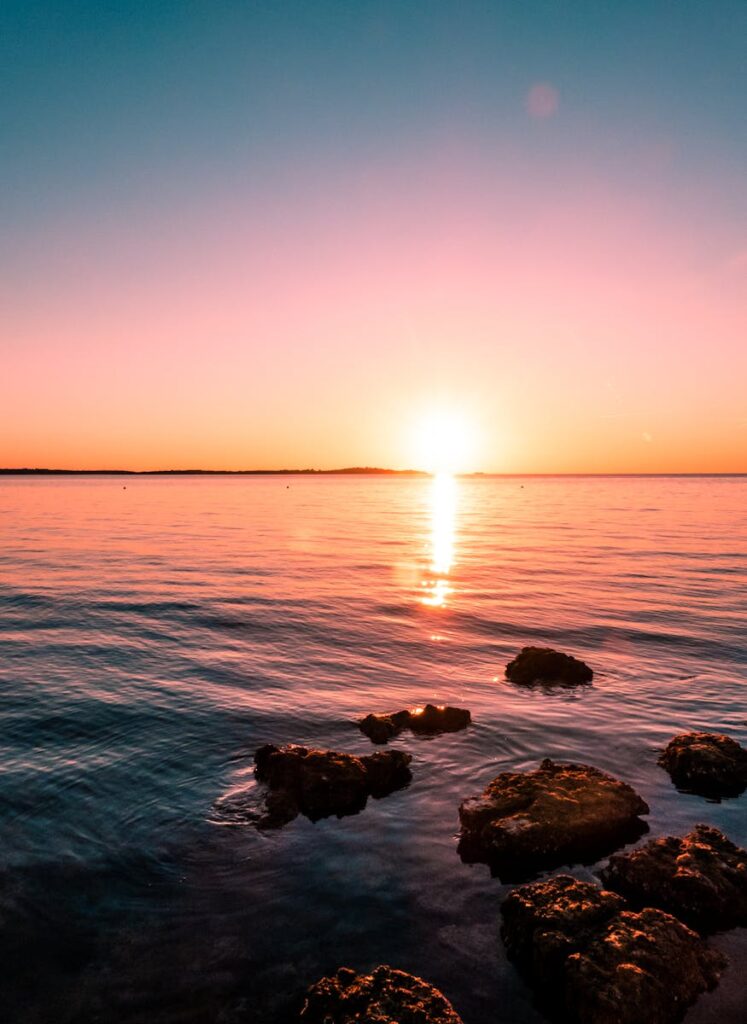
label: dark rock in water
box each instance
[600,824,747,933]
[359,704,471,744]
[501,875,726,1024]
[263,786,301,826]
[211,781,299,827]
[359,709,411,744]
[253,744,412,826]
[361,749,412,796]
[505,646,593,686]
[458,758,648,878]
[564,907,724,1024]
[501,874,626,987]
[408,704,471,735]
[299,965,463,1023]
[658,732,747,798]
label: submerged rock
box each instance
[299,965,463,1024]
[253,744,412,826]
[600,824,747,933]
[501,875,726,1024]
[505,647,593,686]
[658,732,747,798]
[359,704,471,744]
[211,781,298,827]
[458,759,648,878]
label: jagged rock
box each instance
[299,965,463,1023]
[600,824,747,933]
[253,744,412,825]
[564,907,724,1024]
[359,704,471,744]
[501,875,726,1024]
[501,874,626,987]
[658,732,747,798]
[359,709,411,744]
[505,647,593,685]
[458,759,648,878]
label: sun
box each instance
[411,410,479,474]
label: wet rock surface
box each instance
[658,732,747,798]
[505,646,593,686]
[252,744,412,825]
[565,907,725,1024]
[500,875,726,1024]
[600,824,747,933]
[458,758,649,878]
[500,874,626,986]
[299,965,464,1023]
[359,704,471,744]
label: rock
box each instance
[501,875,626,988]
[299,965,463,1023]
[505,646,593,686]
[408,704,471,735]
[658,732,747,798]
[359,704,471,744]
[211,782,298,827]
[500,875,726,1024]
[253,744,412,825]
[458,759,648,878]
[263,786,301,826]
[358,709,413,744]
[600,824,747,933]
[564,907,724,1024]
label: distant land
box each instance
[0,467,427,476]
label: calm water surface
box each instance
[1,475,746,1023]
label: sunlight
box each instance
[420,471,457,607]
[411,410,478,475]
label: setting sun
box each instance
[411,411,479,475]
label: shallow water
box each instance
[1,474,746,1023]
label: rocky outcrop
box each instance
[500,875,726,1024]
[501,874,625,986]
[252,744,412,826]
[600,824,747,933]
[299,965,463,1023]
[458,759,648,878]
[564,907,724,1024]
[658,732,747,798]
[359,704,471,744]
[505,647,593,686]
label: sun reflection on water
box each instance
[420,472,457,607]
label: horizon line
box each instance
[1,468,746,478]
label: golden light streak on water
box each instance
[421,472,457,607]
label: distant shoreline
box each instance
[1,469,745,478]
[0,467,427,476]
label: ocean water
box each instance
[1,474,746,1024]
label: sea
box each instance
[1,474,745,1023]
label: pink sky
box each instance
[3,145,745,472]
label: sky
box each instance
[1,0,745,472]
